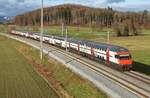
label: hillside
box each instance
[14,4,150,29]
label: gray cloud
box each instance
[16,0,25,2]
[106,0,125,4]
[0,0,40,16]
[112,3,150,12]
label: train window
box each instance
[115,54,130,60]
[119,56,130,60]
[102,57,104,60]
[120,54,130,60]
[115,55,119,58]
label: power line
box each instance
[40,0,43,61]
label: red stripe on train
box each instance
[106,48,110,65]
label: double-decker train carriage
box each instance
[10,30,133,71]
[69,39,132,70]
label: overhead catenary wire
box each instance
[40,0,43,61]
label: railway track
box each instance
[131,71,150,81]
[45,45,150,98]
[125,71,150,85]
[1,33,150,98]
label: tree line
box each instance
[14,4,150,36]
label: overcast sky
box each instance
[0,0,150,16]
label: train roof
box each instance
[53,36,65,40]
[70,38,129,52]
[89,41,129,52]
[15,31,129,52]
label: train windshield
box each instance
[115,54,131,60]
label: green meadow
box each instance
[0,35,59,98]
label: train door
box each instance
[106,48,110,65]
[91,46,94,59]
[68,39,71,48]
[68,39,71,51]
[77,41,80,54]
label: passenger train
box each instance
[10,30,133,71]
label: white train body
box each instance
[10,30,132,70]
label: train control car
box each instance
[10,30,133,71]
[93,42,132,70]
[69,39,132,70]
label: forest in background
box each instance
[14,4,150,36]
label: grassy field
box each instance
[0,25,9,33]
[0,34,107,98]
[15,25,109,40]
[0,35,59,98]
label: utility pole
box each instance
[62,23,64,37]
[65,28,68,52]
[40,0,43,61]
[107,31,110,43]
